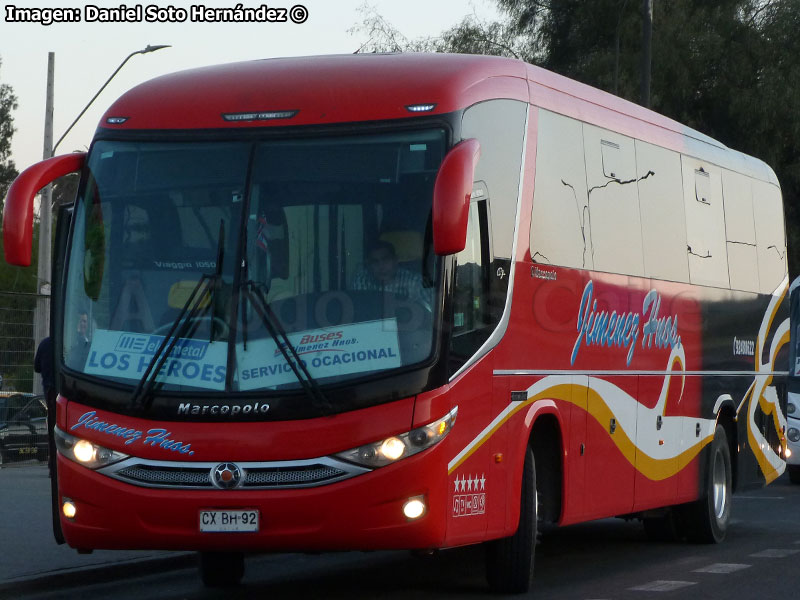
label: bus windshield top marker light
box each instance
[106,117,128,124]
[405,103,436,113]
[222,110,299,122]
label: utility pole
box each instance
[641,0,653,108]
[33,52,54,394]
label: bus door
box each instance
[634,374,679,510]
[584,375,638,519]
[562,375,588,523]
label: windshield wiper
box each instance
[130,224,226,411]
[128,274,216,411]
[242,280,335,415]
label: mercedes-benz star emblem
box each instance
[212,463,243,489]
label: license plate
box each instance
[199,509,259,532]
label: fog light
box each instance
[62,499,77,519]
[403,497,426,520]
[788,428,800,443]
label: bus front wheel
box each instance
[484,446,537,594]
[198,551,245,587]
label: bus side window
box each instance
[450,199,493,371]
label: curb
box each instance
[0,552,197,597]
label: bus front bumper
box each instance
[56,449,448,553]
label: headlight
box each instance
[54,427,129,469]
[788,428,800,443]
[788,402,797,415]
[335,407,457,468]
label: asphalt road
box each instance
[3,464,798,600]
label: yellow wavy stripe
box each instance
[447,383,577,474]
[583,385,712,481]
[449,381,712,481]
[762,281,788,360]
[747,410,781,485]
[637,438,713,480]
[447,400,530,475]
[746,281,789,484]
[760,391,784,443]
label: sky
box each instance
[2,0,502,171]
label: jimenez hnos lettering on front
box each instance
[71,411,195,455]
[83,329,227,390]
[237,319,401,390]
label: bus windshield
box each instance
[62,129,446,394]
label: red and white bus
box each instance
[3,53,790,592]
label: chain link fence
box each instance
[0,292,49,465]
[0,291,47,394]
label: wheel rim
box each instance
[712,450,727,519]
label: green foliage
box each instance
[0,54,37,391]
[349,4,523,58]
[0,56,18,202]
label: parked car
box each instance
[0,393,48,465]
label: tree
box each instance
[510,0,800,273]
[0,56,18,203]
[349,4,523,58]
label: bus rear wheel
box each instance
[198,551,245,587]
[679,424,732,543]
[484,446,536,594]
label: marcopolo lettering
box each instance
[177,402,271,417]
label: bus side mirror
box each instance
[2,153,86,266]
[432,138,480,256]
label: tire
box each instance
[788,465,800,485]
[679,424,732,543]
[198,551,245,587]
[485,446,536,594]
